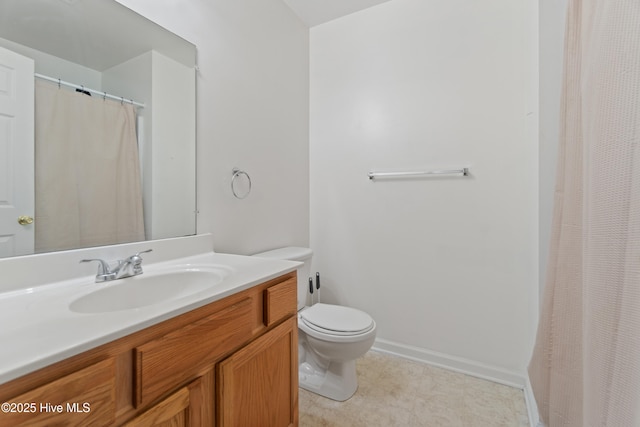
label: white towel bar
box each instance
[368,168,469,180]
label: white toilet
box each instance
[253,247,376,401]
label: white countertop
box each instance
[0,236,300,385]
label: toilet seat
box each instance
[300,303,375,336]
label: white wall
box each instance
[0,37,102,88]
[539,0,568,296]
[116,0,310,254]
[310,0,538,379]
[149,52,197,240]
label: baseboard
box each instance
[524,375,545,427]
[372,338,526,388]
[372,338,546,426]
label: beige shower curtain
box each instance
[529,0,640,426]
[34,80,145,252]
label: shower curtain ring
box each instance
[103,92,107,101]
[57,78,61,89]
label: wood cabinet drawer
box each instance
[2,358,115,427]
[135,298,253,407]
[263,277,297,327]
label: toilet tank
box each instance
[253,247,312,310]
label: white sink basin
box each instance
[69,267,232,313]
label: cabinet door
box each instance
[217,316,298,427]
[1,358,115,427]
[124,372,212,427]
[124,387,190,427]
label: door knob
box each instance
[18,216,34,225]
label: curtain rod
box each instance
[34,73,145,108]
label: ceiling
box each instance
[0,0,195,71]
[282,0,393,27]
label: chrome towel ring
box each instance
[231,168,252,199]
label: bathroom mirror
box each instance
[0,0,197,258]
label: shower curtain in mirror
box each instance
[34,80,145,252]
[528,0,640,425]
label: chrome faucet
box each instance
[81,249,152,283]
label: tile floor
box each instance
[299,351,530,427]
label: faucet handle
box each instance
[133,249,153,258]
[80,258,116,282]
[128,249,152,264]
[128,249,152,275]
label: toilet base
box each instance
[298,359,358,401]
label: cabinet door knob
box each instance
[18,216,34,225]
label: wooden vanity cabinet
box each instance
[0,272,298,427]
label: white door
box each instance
[0,46,34,257]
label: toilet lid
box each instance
[300,303,374,334]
